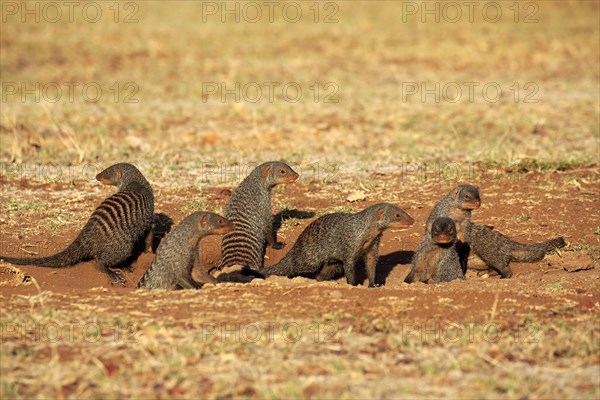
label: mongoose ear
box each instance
[262,165,272,177]
[376,207,385,219]
[200,215,208,226]
[452,187,460,197]
[115,168,123,180]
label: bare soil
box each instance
[1,167,598,318]
[1,166,598,398]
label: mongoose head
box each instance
[451,185,481,210]
[198,212,235,235]
[372,203,415,229]
[260,161,300,187]
[430,217,457,244]
[96,163,149,191]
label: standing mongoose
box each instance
[425,184,481,272]
[259,203,415,287]
[0,163,154,285]
[469,224,566,278]
[137,212,234,290]
[404,217,464,284]
[427,185,565,278]
[218,161,299,270]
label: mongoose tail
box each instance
[471,225,566,278]
[0,237,87,267]
[259,255,295,277]
[403,270,415,283]
[1,163,154,286]
[510,236,566,262]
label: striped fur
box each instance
[138,212,234,290]
[0,163,154,284]
[260,203,415,287]
[426,185,566,278]
[219,161,299,270]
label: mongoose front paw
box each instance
[271,242,286,250]
[110,276,128,287]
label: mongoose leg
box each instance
[364,246,380,287]
[467,253,488,271]
[456,241,470,274]
[144,224,155,253]
[266,224,285,249]
[192,250,218,284]
[315,261,344,281]
[486,255,512,278]
[342,257,358,286]
[403,270,415,284]
[178,275,203,290]
[96,261,127,286]
[498,265,513,279]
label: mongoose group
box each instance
[0,162,566,288]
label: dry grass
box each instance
[1,286,598,399]
[1,2,598,183]
[1,2,599,399]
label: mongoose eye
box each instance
[280,169,286,175]
[465,194,472,200]
[395,213,401,218]
[218,219,223,225]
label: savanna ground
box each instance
[0,1,599,399]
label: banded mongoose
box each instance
[404,217,464,284]
[428,185,565,278]
[0,163,154,285]
[469,224,566,278]
[137,212,234,290]
[259,203,415,287]
[425,185,481,272]
[218,161,299,270]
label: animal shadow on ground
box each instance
[216,268,265,283]
[286,250,415,287]
[150,213,174,252]
[375,250,415,285]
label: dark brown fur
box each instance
[0,163,154,285]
